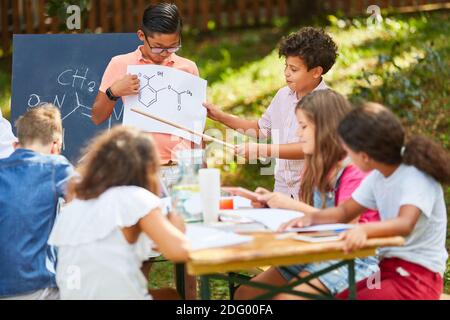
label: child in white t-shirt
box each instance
[0,109,17,159]
[48,126,189,300]
[281,102,449,300]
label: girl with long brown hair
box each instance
[235,90,379,300]
[48,126,189,300]
[283,102,449,300]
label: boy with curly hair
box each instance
[204,27,338,198]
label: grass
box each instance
[1,10,449,298]
[0,58,11,118]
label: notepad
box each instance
[288,224,354,233]
[186,225,253,250]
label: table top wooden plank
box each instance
[187,233,404,276]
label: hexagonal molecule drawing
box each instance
[138,72,166,108]
[137,71,194,111]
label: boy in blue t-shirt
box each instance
[0,104,74,299]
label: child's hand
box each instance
[203,102,223,121]
[110,74,140,97]
[257,191,296,210]
[236,143,260,160]
[339,226,367,254]
[168,210,186,233]
[251,187,270,208]
[255,187,271,194]
[278,214,314,232]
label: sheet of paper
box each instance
[123,65,207,144]
[232,196,253,209]
[219,213,255,224]
[288,224,354,233]
[186,225,253,251]
[211,222,269,234]
[221,209,304,231]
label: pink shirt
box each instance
[258,80,328,199]
[336,164,380,223]
[99,46,200,164]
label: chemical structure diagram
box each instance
[138,72,193,111]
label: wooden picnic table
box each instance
[186,232,404,300]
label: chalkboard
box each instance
[11,33,142,162]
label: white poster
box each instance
[123,65,207,144]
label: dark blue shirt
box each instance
[0,149,74,297]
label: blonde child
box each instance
[48,126,189,300]
[0,105,73,300]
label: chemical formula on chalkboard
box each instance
[11,33,141,162]
[25,67,123,151]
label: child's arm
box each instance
[279,198,367,231]
[341,205,420,253]
[203,102,260,137]
[167,210,186,233]
[236,143,304,160]
[255,188,319,214]
[91,93,115,125]
[138,208,190,262]
[91,74,140,125]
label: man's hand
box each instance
[110,74,140,97]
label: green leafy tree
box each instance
[46,0,91,32]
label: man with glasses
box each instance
[92,3,200,177]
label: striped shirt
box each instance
[258,79,329,199]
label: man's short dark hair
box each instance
[142,3,183,36]
[279,27,338,74]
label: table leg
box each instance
[228,272,237,300]
[175,264,198,300]
[175,264,186,299]
[347,260,356,300]
[200,276,211,300]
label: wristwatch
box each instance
[106,87,119,101]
